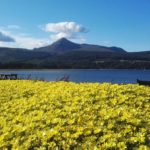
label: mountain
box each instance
[0,38,150,69]
[34,38,126,54]
[34,38,81,53]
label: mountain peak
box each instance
[52,38,75,46]
[35,38,81,53]
[56,37,69,42]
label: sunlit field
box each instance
[0,80,150,149]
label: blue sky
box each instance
[0,0,150,51]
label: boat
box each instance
[137,79,150,86]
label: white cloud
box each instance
[7,25,20,30]
[0,31,15,42]
[0,28,50,49]
[43,22,86,33]
[42,22,87,41]
[14,35,51,49]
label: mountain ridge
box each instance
[34,38,127,54]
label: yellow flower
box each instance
[0,80,150,149]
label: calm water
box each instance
[0,69,150,84]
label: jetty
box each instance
[0,74,18,80]
[137,79,150,86]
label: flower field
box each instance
[0,80,150,150]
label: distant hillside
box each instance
[0,38,150,69]
[0,47,52,64]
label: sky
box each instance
[0,0,150,51]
